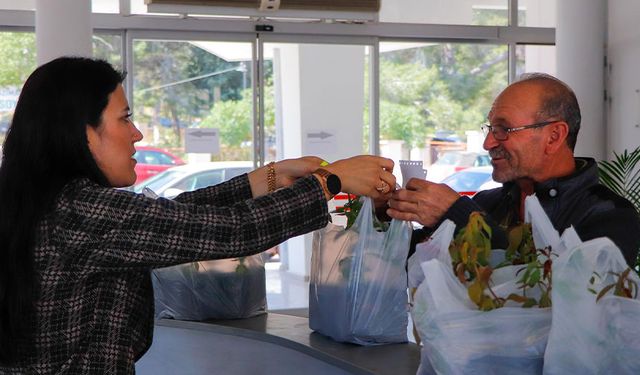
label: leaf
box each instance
[506,293,529,303]
[596,284,616,302]
[455,262,466,283]
[539,292,552,308]
[522,298,538,308]
[599,146,640,214]
[507,225,523,256]
[543,259,552,279]
[528,268,541,287]
[468,280,484,305]
[480,298,496,311]
[460,242,469,264]
[477,265,493,284]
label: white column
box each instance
[556,0,606,160]
[276,43,365,280]
[606,1,640,157]
[36,0,92,66]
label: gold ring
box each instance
[376,181,390,193]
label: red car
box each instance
[133,145,185,184]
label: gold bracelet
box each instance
[266,162,276,193]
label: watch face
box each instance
[326,174,342,195]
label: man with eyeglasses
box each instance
[386,73,640,267]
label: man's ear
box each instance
[546,121,569,153]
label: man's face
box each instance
[483,83,548,183]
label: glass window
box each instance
[443,170,491,191]
[92,0,119,14]
[379,0,509,26]
[262,42,369,163]
[518,0,556,27]
[133,170,186,193]
[262,41,370,311]
[224,167,252,180]
[0,31,36,145]
[378,41,508,184]
[132,39,253,165]
[516,44,556,78]
[191,170,225,190]
[93,33,123,71]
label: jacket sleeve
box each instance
[172,174,253,206]
[54,175,329,272]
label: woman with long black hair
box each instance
[0,56,395,374]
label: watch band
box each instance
[313,168,342,197]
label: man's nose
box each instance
[483,131,499,151]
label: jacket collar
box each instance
[502,157,599,201]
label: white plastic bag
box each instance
[408,220,456,290]
[413,259,551,374]
[309,197,411,345]
[152,254,266,320]
[412,196,563,374]
[544,237,640,374]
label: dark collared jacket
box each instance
[412,157,640,266]
[1,174,329,374]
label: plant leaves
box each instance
[468,280,484,306]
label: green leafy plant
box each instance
[449,213,554,311]
[333,195,389,232]
[598,146,640,273]
[598,146,640,213]
[588,269,639,302]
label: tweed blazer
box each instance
[2,174,329,374]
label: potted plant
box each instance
[598,146,640,272]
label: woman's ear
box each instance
[86,125,99,153]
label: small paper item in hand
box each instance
[399,160,427,188]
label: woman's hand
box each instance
[322,155,396,199]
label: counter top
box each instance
[136,313,420,374]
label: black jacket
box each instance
[412,157,640,267]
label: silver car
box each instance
[132,161,253,199]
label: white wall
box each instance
[556,0,606,160]
[607,0,640,157]
[35,0,92,65]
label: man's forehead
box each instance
[488,84,540,120]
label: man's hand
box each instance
[386,178,460,227]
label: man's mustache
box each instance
[489,147,510,160]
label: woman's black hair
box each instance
[0,56,125,364]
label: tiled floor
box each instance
[265,261,309,312]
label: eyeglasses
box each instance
[481,120,559,141]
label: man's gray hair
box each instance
[514,72,581,151]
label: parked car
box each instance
[132,161,253,199]
[427,151,491,182]
[441,166,501,196]
[133,145,185,184]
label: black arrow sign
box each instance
[307,131,333,140]
[189,130,218,138]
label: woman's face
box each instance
[86,84,143,187]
